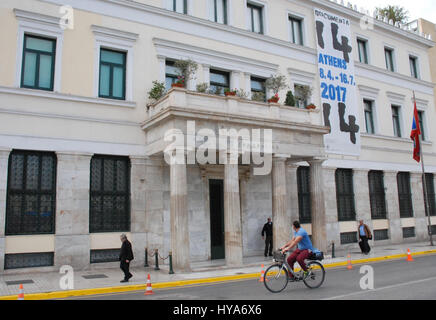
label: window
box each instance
[209,69,229,95]
[90,155,131,233]
[4,252,54,270]
[424,173,436,217]
[250,76,266,102]
[368,171,387,220]
[6,150,57,235]
[409,56,419,79]
[374,229,389,241]
[340,232,358,244]
[417,111,426,141]
[289,16,303,45]
[391,105,402,138]
[397,172,413,218]
[165,60,181,91]
[247,3,263,34]
[335,169,356,222]
[90,249,120,263]
[21,35,56,91]
[402,227,416,239]
[294,84,310,109]
[171,0,187,14]
[385,47,395,72]
[99,48,126,100]
[364,100,375,134]
[210,0,227,24]
[297,167,311,224]
[357,38,368,64]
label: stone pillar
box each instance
[286,163,299,225]
[157,55,166,84]
[244,72,252,99]
[272,156,290,250]
[323,167,340,245]
[411,172,427,241]
[55,152,92,269]
[354,169,372,229]
[170,152,191,272]
[224,156,243,267]
[385,171,402,243]
[308,159,328,252]
[0,149,11,272]
[145,157,165,253]
[230,71,241,91]
[129,156,147,267]
[202,64,210,86]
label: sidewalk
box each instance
[0,241,435,300]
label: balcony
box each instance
[141,87,329,159]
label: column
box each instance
[224,155,243,267]
[0,149,11,272]
[55,152,92,269]
[202,64,210,86]
[308,159,328,252]
[230,71,241,91]
[157,55,166,84]
[244,72,252,99]
[354,169,372,226]
[385,171,402,243]
[323,167,340,245]
[286,163,299,224]
[170,151,191,272]
[129,155,147,267]
[272,156,290,251]
[411,172,427,241]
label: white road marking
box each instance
[323,276,436,300]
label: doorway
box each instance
[209,179,225,260]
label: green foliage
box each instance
[147,81,166,102]
[251,91,266,102]
[174,59,198,82]
[265,74,288,95]
[375,5,409,24]
[196,82,209,93]
[285,90,296,107]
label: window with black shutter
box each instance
[6,150,57,235]
[336,169,356,221]
[397,172,413,218]
[368,171,387,220]
[297,166,311,224]
[90,155,130,233]
[424,173,436,217]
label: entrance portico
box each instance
[141,88,330,271]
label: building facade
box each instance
[0,0,435,273]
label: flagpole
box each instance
[414,91,434,246]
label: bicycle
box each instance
[263,249,326,293]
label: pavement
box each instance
[0,241,435,300]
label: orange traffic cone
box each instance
[407,249,414,262]
[144,274,154,295]
[347,254,353,270]
[259,264,266,282]
[17,284,24,300]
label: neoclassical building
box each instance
[0,0,435,272]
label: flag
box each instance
[410,100,421,163]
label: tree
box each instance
[375,5,409,25]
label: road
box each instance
[60,254,436,300]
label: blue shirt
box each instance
[294,228,313,251]
[359,225,366,236]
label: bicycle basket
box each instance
[273,251,286,263]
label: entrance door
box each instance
[209,179,225,260]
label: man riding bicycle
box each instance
[280,221,313,280]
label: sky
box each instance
[349,0,436,23]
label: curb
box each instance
[1,249,435,300]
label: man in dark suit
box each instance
[261,218,273,257]
[119,234,134,282]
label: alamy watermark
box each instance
[59,265,74,290]
[59,5,74,30]
[359,265,374,290]
[163,121,273,176]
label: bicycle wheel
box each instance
[303,261,325,289]
[264,264,289,293]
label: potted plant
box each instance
[224,88,237,96]
[173,59,198,88]
[236,89,249,99]
[147,81,166,103]
[172,76,185,88]
[306,104,317,110]
[285,90,296,107]
[196,82,209,93]
[251,91,266,102]
[265,74,288,103]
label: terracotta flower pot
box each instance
[268,97,280,103]
[225,91,237,96]
[171,83,184,88]
[306,104,316,110]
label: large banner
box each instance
[314,8,361,156]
